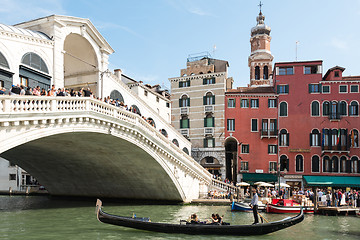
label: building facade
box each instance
[169,53,233,177]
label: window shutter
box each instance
[212,117,215,127]
[268,145,270,153]
[180,119,183,128]
[204,118,206,127]
[203,138,207,148]
[203,78,206,85]
[310,133,313,146]
[286,159,289,171]
[275,145,278,154]
[187,119,190,128]
[319,84,322,93]
[285,85,289,93]
[212,95,215,104]
[179,99,182,107]
[187,98,190,107]
[187,80,190,87]
[287,133,290,146]
[203,96,206,105]
[308,84,311,93]
[179,82,182,88]
[277,85,280,94]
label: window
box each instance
[205,157,214,164]
[241,99,249,108]
[179,95,190,107]
[166,102,170,108]
[0,80,3,88]
[279,102,288,116]
[278,67,293,75]
[203,92,215,105]
[144,90,148,96]
[310,129,321,147]
[20,76,28,87]
[241,144,249,153]
[311,101,320,116]
[350,85,359,93]
[351,156,359,173]
[268,99,277,108]
[268,145,277,154]
[0,51,9,69]
[21,52,49,74]
[280,155,289,171]
[251,119,258,132]
[227,119,235,131]
[296,155,304,172]
[172,139,179,147]
[322,85,330,93]
[349,101,359,116]
[350,129,359,148]
[263,66,269,79]
[204,114,214,127]
[323,156,331,172]
[180,116,190,129]
[228,99,235,108]
[304,65,318,74]
[183,147,189,155]
[203,77,215,85]
[269,162,277,172]
[179,80,190,88]
[312,156,320,173]
[339,101,347,116]
[240,161,249,171]
[279,129,289,146]
[250,99,259,108]
[255,66,260,80]
[9,162,16,167]
[323,101,330,116]
[334,71,340,77]
[277,85,289,94]
[309,84,321,93]
[339,85,348,93]
[204,137,215,148]
[9,174,16,181]
[156,96,159,102]
[340,156,349,173]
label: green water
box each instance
[0,196,359,240]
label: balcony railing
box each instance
[261,129,278,138]
[180,129,189,137]
[204,127,214,135]
[204,105,214,112]
[322,145,349,152]
[180,107,189,115]
[328,113,341,120]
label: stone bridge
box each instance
[0,96,215,202]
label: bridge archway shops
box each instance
[200,156,222,176]
[225,138,238,183]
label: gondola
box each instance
[95,199,304,236]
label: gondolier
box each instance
[249,188,259,224]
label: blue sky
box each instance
[1,0,360,89]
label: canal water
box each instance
[1,196,359,240]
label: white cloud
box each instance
[329,38,348,50]
[94,21,144,39]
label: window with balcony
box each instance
[241,99,249,108]
[179,95,190,107]
[250,99,259,108]
[179,80,190,88]
[329,101,340,120]
[350,129,359,148]
[180,116,190,129]
[295,155,304,172]
[309,84,321,93]
[204,114,214,127]
[350,85,359,93]
[262,119,277,136]
[349,101,359,116]
[203,92,215,105]
[310,129,321,147]
[251,119,258,132]
[277,85,289,94]
[312,155,320,172]
[203,77,215,85]
[227,119,235,131]
[228,98,235,108]
[268,145,277,154]
[241,144,249,154]
[204,137,215,148]
[311,101,320,116]
[279,129,289,146]
[240,161,249,171]
[279,102,288,117]
[268,99,277,108]
[278,67,293,75]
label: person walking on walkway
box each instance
[249,188,259,224]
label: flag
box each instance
[322,129,325,147]
[337,129,340,145]
[351,130,355,147]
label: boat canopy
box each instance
[242,173,277,184]
[303,175,360,188]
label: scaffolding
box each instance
[187,52,212,62]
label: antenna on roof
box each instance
[212,45,216,58]
[295,41,300,61]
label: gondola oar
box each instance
[257,212,269,223]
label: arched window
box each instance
[339,101,347,116]
[311,101,320,116]
[322,129,330,149]
[180,115,189,129]
[323,101,330,116]
[351,156,359,173]
[350,129,359,148]
[263,66,269,79]
[204,113,214,127]
[21,52,49,74]
[279,129,289,146]
[280,155,289,171]
[330,101,338,119]
[312,155,320,172]
[331,156,339,173]
[179,95,190,107]
[131,105,141,115]
[331,129,338,149]
[160,129,168,137]
[147,118,156,128]
[255,66,260,80]
[203,92,215,105]
[340,156,347,173]
[110,90,124,103]
[172,139,179,147]
[349,101,359,116]
[279,102,288,116]
[323,156,331,172]
[295,155,304,172]
[310,129,320,146]
[0,51,9,69]
[183,147,189,155]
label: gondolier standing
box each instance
[249,188,259,224]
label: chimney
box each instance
[114,69,122,78]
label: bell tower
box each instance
[248,4,273,86]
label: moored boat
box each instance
[266,199,314,214]
[96,199,304,236]
[231,201,266,212]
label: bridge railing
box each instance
[211,178,237,194]
[0,96,212,183]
